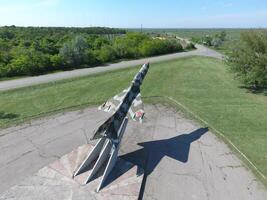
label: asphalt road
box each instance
[0,45,223,91]
[0,105,266,199]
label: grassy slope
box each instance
[0,56,266,183]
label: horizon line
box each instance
[0,25,266,29]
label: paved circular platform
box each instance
[0,105,266,199]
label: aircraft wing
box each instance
[98,88,145,123]
[98,88,128,114]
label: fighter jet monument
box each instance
[74,63,149,192]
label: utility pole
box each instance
[141,24,143,33]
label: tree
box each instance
[0,63,6,77]
[211,38,223,47]
[0,26,127,77]
[97,45,117,63]
[0,29,15,40]
[210,31,227,47]
[113,33,149,58]
[0,26,188,77]
[226,30,267,88]
[1,45,51,76]
[140,39,183,57]
[85,50,98,65]
[219,31,227,41]
[93,37,110,49]
[202,35,213,46]
[0,50,11,65]
[139,40,158,56]
[60,36,88,67]
[50,54,63,68]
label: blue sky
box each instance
[0,0,266,28]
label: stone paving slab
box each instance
[0,144,144,200]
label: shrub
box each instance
[165,39,183,52]
[139,40,158,56]
[97,45,117,63]
[140,39,183,57]
[50,54,63,68]
[0,63,7,77]
[93,37,110,49]
[219,31,227,41]
[86,50,98,66]
[2,44,51,76]
[113,34,142,58]
[211,38,223,47]
[202,35,213,46]
[226,30,267,88]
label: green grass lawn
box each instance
[0,56,266,184]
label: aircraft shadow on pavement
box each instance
[98,128,208,194]
[120,127,208,175]
[119,127,208,199]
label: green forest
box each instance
[0,26,188,77]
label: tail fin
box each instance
[128,93,145,123]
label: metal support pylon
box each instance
[73,117,128,192]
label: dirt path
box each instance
[0,105,265,199]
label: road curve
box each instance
[0,45,223,92]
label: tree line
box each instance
[0,26,187,77]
